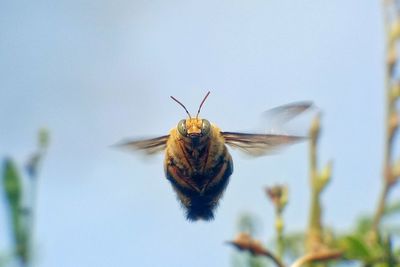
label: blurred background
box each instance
[0,1,396,267]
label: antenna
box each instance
[196,91,211,119]
[170,95,192,119]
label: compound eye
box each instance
[201,119,211,135]
[177,119,187,136]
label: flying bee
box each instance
[118,92,311,221]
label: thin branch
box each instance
[227,233,285,267]
[307,114,332,252]
[372,0,400,234]
[290,250,342,267]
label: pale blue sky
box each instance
[0,1,395,267]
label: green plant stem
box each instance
[276,213,284,260]
[372,183,390,234]
[372,0,398,235]
[25,148,46,267]
[309,191,322,237]
[307,118,323,252]
[26,178,38,267]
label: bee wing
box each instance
[262,101,314,127]
[115,135,169,155]
[221,132,306,157]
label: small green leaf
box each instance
[339,236,372,261]
[379,235,399,267]
[2,158,22,208]
[355,216,373,235]
[2,158,29,263]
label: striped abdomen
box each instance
[164,129,233,220]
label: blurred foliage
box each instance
[230,117,400,267]
[230,109,400,267]
[1,129,49,267]
[1,2,400,267]
[229,2,400,267]
[231,194,400,267]
[266,185,288,259]
[2,158,28,264]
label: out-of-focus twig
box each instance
[372,0,400,236]
[2,129,49,267]
[290,250,342,267]
[265,185,288,259]
[227,232,285,267]
[307,114,333,252]
[25,128,49,265]
[228,233,343,267]
[2,158,27,265]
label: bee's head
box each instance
[170,91,211,138]
[177,118,211,138]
